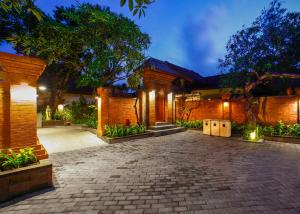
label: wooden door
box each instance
[156,89,165,121]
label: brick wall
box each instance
[0,52,48,159]
[108,97,138,125]
[97,87,139,136]
[259,96,298,125]
[176,96,299,125]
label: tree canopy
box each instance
[1,3,150,109]
[219,0,300,90]
[1,3,150,87]
[120,0,154,17]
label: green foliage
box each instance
[176,120,203,129]
[120,0,154,18]
[53,108,72,121]
[104,124,146,138]
[242,125,264,142]
[1,3,150,99]
[231,122,246,132]
[83,114,97,129]
[0,0,43,21]
[59,97,97,129]
[220,0,300,89]
[262,121,300,137]
[236,121,300,141]
[0,148,38,171]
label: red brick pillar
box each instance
[0,52,48,159]
[0,80,10,150]
[96,87,111,136]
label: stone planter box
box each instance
[42,120,65,127]
[100,132,153,144]
[0,159,52,203]
[264,135,300,144]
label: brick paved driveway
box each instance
[1,130,300,214]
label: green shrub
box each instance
[104,125,146,138]
[0,148,38,171]
[83,114,97,129]
[231,122,245,132]
[53,108,73,121]
[176,120,203,129]
[242,125,264,142]
[261,121,300,137]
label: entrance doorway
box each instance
[156,89,165,121]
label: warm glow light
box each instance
[38,85,47,91]
[250,131,256,140]
[149,90,155,101]
[97,97,102,108]
[11,83,36,103]
[58,104,64,111]
[223,101,229,107]
[168,92,173,102]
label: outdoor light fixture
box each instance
[168,92,173,102]
[250,130,256,141]
[223,101,229,107]
[38,85,47,91]
[58,104,64,111]
[11,83,36,103]
[97,97,102,108]
[149,90,155,101]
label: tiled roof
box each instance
[143,57,204,82]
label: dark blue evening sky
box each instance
[1,0,299,76]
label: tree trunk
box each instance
[134,95,140,125]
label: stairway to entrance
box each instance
[148,122,185,137]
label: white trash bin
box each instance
[211,120,220,136]
[203,119,211,135]
[220,120,231,137]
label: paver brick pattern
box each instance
[1,130,300,214]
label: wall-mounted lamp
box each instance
[96,97,101,108]
[168,92,173,102]
[149,90,155,101]
[11,83,37,103]
[38,85,47,91]
[223,101,229,107]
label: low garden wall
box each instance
[0,159,52,203]
[176,95,299,125]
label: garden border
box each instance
[100,132,153,144]
[0,159,53,203]
[264,135,300,144]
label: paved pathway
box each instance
[37,126,106,154]
[1,130,300,214]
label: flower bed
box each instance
[101,125,150,143]
[0,148,52,202]
[232,121,300,143]
[176,120,203,129]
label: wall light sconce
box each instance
[96,97,101,108]
[168,92,173,102]
[38,85,47,91]
[149,90,155,101]
[223,101,229,107]
[11,83,37,103]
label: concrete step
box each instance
[155,122,172,126]
[148,127,186,137]
[149,124,177,130]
